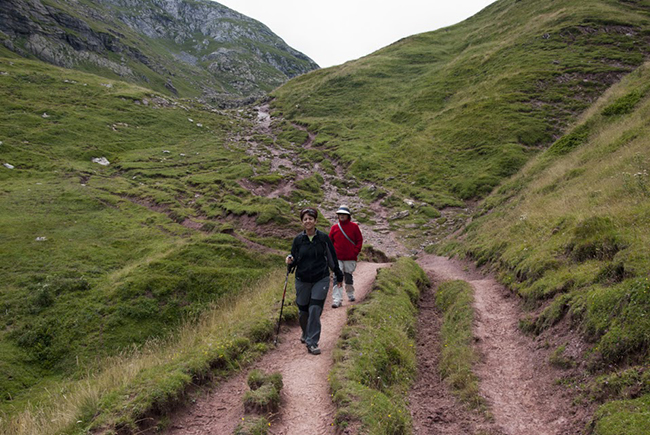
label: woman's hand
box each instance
[286,254,294,265]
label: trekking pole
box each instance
[274,266,291,346]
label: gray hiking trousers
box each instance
[295,275,330,347]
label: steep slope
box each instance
[441,58,650,434]
[271,0,650,225]
[0,0,318,103]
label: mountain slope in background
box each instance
[0,0,318,104]
[272,0,650,214]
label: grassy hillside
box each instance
[272,0,650,215]
[439,59,650,434]
[0,53,300,410]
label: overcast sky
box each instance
[215,1,497,68]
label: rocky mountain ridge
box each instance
[0,0,318,104]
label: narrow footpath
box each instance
[164,262,389,435]
[414,255,590,435]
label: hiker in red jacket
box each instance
[329,205,363,308]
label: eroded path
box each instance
[164,262,388,435]
[414,254,588,435]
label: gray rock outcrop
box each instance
[0,0,319,103]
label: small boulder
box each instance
[91,157,110,166]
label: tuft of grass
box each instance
[233,415,270,435]
[329,258,428,434]
[435,280,484,409]
[592,394,650,435]
[242,383,281,414]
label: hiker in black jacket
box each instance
[286,207,343,355]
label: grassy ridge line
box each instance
[0,268,298,435]
[329,258,428,434]
[435,280,483,410]
[438,61,650,432]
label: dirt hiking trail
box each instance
[164,254,589,435]
[414,255,590,435]
[164,262,389,435]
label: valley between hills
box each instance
[2,0,650,434]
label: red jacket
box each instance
[329,219,363,261]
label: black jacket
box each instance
[290,229,344,283]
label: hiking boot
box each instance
[300,336,306,343]
[348,296,356,302]
[332,301,341,308]
[307,345,321,355]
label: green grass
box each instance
[329,258,428,434]
[272,0,650,208]
[0,57,297,417]
[438,56,650,433]
[435,280,484,409]
[593,394,650,435]
[0,268,296,435]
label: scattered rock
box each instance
[100,83,113,88]
[188,118,194,122]
[91,157,110,166]
[35,236,47,241]
[42,112,50,118]
[163,150,170,153]
[389,210,410,220]
[196,123,203,127]
[3,163,14,169]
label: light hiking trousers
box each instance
[295,275,330,348]
[332,260,356,304]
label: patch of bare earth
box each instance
[415,254,593,435]
[163,262,389,435]
[239,104,408,259]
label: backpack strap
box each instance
[337,222,356,246]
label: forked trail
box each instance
[165,256,585,435]
[414,255,587,435]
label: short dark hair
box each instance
[300,207,318,220]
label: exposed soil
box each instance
[414,255,593,435]
[238,104,409,259]
[163,262,389,435]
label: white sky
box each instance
[214,1,497,68]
